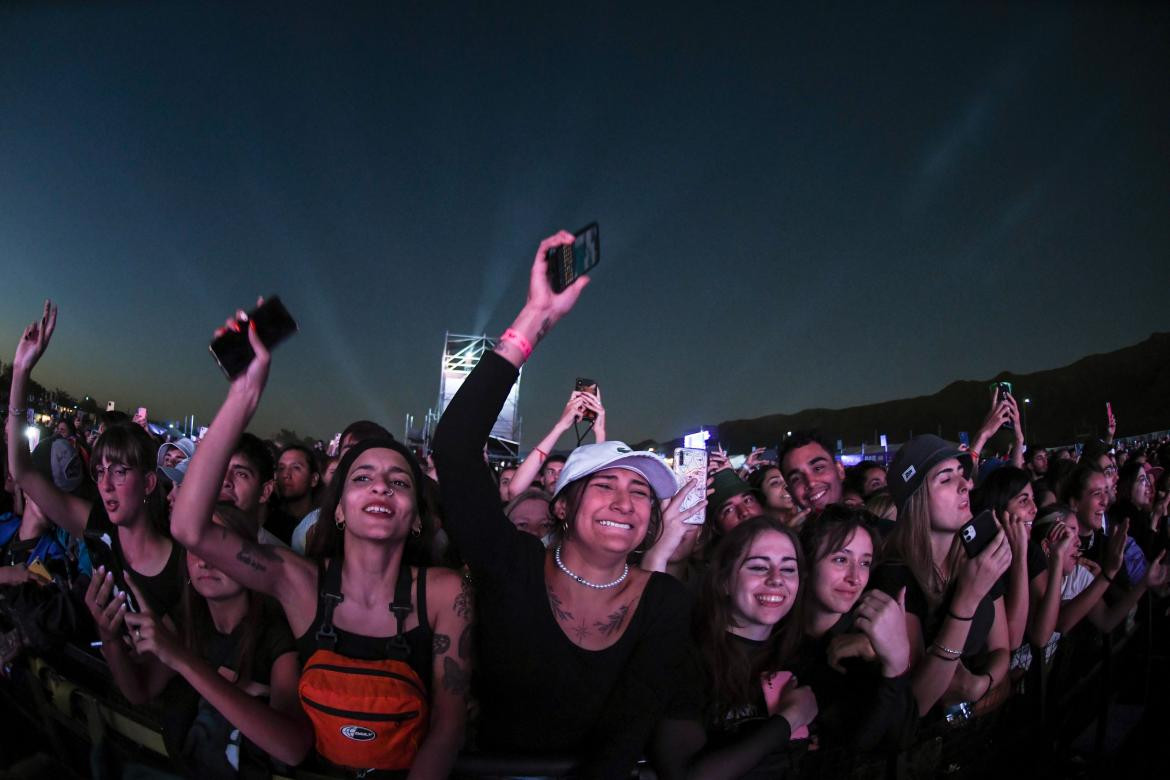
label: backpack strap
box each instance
[315,557,345,649]
[387,564,416,656]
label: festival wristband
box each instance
[500,328,533,361]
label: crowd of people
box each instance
[2,232,1169,779]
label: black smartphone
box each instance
[210,296,299,379]
[958,509,999,559]
[83,530,141,614]
[546,223,600,293]
[574,377,599,421]
[988,381,1014,429]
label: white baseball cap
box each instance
[553,441,679,501]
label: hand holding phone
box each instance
[209,296,298,379]
[673,448,709,524]
[546,223,600,293]
[574,378,599,421]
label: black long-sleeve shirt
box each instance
[432,350,698,779]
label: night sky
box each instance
[2,2,1167,448]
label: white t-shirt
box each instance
[1011,563,1095,670]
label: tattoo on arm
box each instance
[547,587,573,622]
[442,656,469,697]
[236,540,281,572]
[594,603,630,638]
[457,624,472,660]
[536,317,551,342]
[432,633,451,655]
[454,577,474,620]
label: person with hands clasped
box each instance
[432,232,699,779]
[503,387,607,501]
[8,302,183,623]
[169,305,471,778]
[653,517,815,780]
[87,504,313,777]
[870,435,1013,720]
[794,506,917,753]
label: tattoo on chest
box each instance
[547,587,573,622]
[595,604,630,637]
[454,577,474,619]
[442,655,469,696]
[432,633,451,655]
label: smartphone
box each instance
[958,509,999,559]
[989,381,1014,429]
[546,223,600,293]
[209,296,299,379]
[574,377,599,421]
[83,530,141,614]
[673,448,709,524]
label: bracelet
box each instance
[8,407,26,416]
[947,608,975,621]
[928,642,963,660]
[499,328,533,361]
[1102,571,1115,584]
[532,446,548,461]
[968,448,981,462]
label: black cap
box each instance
[887,435,972,514]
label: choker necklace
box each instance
[555,544,628,590]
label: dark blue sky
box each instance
[2,2,1167,446]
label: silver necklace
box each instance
[555,544,628,589]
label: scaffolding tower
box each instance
[409,333,522,462]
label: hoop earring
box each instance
[411,526,421,537]
[335,518,346,530]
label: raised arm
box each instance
[169,312,313,605]
[5,301,91,535]
[432,232,590,569]
[1026,524,1073,648]
[505,392,589,500]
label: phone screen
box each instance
[574,377,599,421]
[673,448,708,524]
[546,223,600,293]
[209,296,299,379]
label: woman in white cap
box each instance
[432,232,699,779]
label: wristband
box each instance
[947,608,975,621]
[499,328,533,361]
[533,446,548,461]
[968,448,981,463]
[1102,571,1115,584]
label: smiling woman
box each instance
[432,232,698,779]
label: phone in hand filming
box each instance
[673,448,709,525]
[209,296,299,379]
[546,223,600,293]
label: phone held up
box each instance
[546,223,600,293]
[988,381,1014,429]
[210,296,299,379]
[958,509,999,559]
[673,448,709,525]
[574,377,599,421]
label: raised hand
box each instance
[218,301,271,405]
[12,300,57,376]
[854,587,911,677]
[955,529,1012,608]
[525,232,591,329]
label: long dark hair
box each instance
[695,516,804,722]
[180,503,265,686]
[971,466,1032,516]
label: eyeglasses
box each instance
[92,464,135,486]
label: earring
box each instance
[335,518,346,530]
[411,526,421,537]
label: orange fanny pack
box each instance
[299,560,430,772]
[299,648,429,771]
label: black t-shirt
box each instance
[432,350,699,780]
[263,507,300,547]
[165,597,296,779]
[870,561,1004,664]
[85,502,183,618]
[792,615,917,752]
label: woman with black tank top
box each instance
[432,233,699,779]
[171,306,470,778]
[7,303,183,670]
